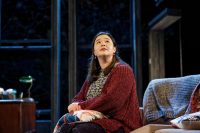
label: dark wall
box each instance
[140,0,199,84]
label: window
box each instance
[0,0,51,119]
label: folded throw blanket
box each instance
[73,110,107,122]
[53,110,107,133]
[143,74,200,123]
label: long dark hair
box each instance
[87,31,121,83]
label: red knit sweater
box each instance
[72,63,142,133]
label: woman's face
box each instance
[93,34,116,58]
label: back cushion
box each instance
[186,82,200,113]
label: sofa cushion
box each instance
[186,82,200,113]
[181,121,200,130]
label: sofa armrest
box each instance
[130,124,173,133]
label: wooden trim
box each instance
[68,0,77,104]
[149,31,165,80]
[51,0,61,130]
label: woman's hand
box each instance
[68,102,81,113]
[73,110,107,122]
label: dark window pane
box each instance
[1,0,51,40]
[76,0,131,45]
[0,49,51,110]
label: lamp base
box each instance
[22,97,34,102]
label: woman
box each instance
[53,31,142,133]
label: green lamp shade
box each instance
[19,75,33,83]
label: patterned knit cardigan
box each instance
[143,74,200,124]
[71,63,142,133]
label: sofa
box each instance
[131,74,200,133]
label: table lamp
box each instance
[19,75,34,101]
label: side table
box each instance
[0,99,36,133]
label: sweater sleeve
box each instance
[78,64,136,114]
[71,80,89,103]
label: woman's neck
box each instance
[98,56,113,70]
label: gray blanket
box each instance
[143,74,200,123]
